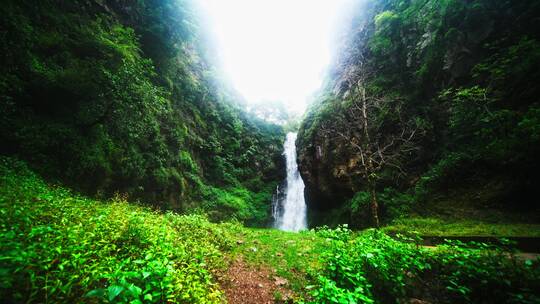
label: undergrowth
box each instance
[2,157,539,304]
[308,226,540,304]
[0,157,236,303]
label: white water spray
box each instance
[274,132,307,231]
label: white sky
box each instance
[199,0,354,114]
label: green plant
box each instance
[310,227,540,303]
[0,0,285,224]
[0,157,227,303]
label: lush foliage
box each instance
[2,159,539,303]
[0,0,284,224]
[0,157,237,303]
[298,0,540,226]
[310,226,540,304]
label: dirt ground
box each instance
[220,257,293,304]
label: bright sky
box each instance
[199,0,354,113]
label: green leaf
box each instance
[128,284,142,296]
[85,288,105,298]
[107,285,124,301]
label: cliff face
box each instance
[297,1,379,212]
[298,0,540,226]
[0,0,285,225]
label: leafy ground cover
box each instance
[2,157,539,303]
[0,157,234,303]
[310,227,540,304]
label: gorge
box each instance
[1,0,539,303]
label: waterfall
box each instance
[274,132,307,232]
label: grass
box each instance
[2,156,539,303]
[0,157,233,303]
[383,217,540,237]
[392,180,540,237]
[0,156,323,303]
[228,228,327,293]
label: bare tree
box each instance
[321,78,422,227]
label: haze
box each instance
[200,0,354,113]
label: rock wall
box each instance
[297,0,540,226]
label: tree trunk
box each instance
[368,180,380,228]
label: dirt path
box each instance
[220,257,293,304]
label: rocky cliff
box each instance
[298,0,540,226]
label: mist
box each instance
[199,0,357,114]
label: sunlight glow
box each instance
[199,0,354,113]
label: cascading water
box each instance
[273,132,307,231]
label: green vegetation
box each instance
[311,227,540,304]
[1,0,539,303]
[2,159,539,303]
[384,217,540,237]
[0,0,284,224]
[229,228,326,293]
[201,185,276,225]
[298,0,540,227]
[0,157,233,303]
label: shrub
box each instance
[0,157,227,303]
[310,227,540,303]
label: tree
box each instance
[247,100,290,125]
[321,77,423,227]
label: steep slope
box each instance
[0,0,285,225]
[298,0,540,227]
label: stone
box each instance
[273,276,288,286]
